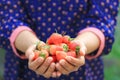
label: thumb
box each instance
[79,46,87,56]
[25,45,36,59]
[29,52,35,62]
[77,42,87,56]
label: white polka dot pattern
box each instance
[0,0,119,80]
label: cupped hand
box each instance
[25,45,56,78]
[55,40,86,75]
[56,56,85,75]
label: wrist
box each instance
[78,27,105,59]
[76,31,100,54]
[15,30,39,53]
[9,26,38,59]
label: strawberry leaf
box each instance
[42,45,50,50]
[39,52,46,58]
[75,46,80,55]
[69,38,74,41]
[63,44,68,52]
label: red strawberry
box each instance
[68,42,81,56]
[67,51,76,58]
[59,43,68,52]
[52,56,57,62]
[49,45,63,55]
[62,35,75,44]
[68,42,79,51]
[56,51,67,61]
[32,50,49,61]
[40,50,49,58]
[32,50,40,61]
[47,33,63,45]
[62,35,71,44]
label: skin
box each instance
[15,29,57,78]
[55,32,100,75]
[15,27,100,78]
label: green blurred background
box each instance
[0,9,120,80]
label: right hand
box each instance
[25,45,57,78]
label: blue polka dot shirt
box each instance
[0,0,119,80]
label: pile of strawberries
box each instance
[33,33,84,62]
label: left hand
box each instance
[55,38,86,75]
[56,56,85,75]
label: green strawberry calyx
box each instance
[39,52,46,58]
[75,46,80,56]
[63,44,68,52]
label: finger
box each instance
[59,59,74,72]
[36,57,53,75]
[43,63,56,78]
[25,45,36,58]
[65,56,85,67]
[51,71,57,78]
[28,57,44,71]
[56,71,62,77]
[79,46,87,56]
[28,53,35,63]
[56,63,69,75]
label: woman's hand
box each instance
[25,45,56,78]
[56,56,85,75]
[55,40,86,75]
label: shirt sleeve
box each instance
[81,0,119,58]
[0,0,32,51]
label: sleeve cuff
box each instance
[9,26,35,59]
[78,27,105,60]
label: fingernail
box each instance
[49,57,53,61]
[56,63,59,68]
[52,72,57,78]
[47,57,53,63]
[57,71,61,77]
[51,63,55,68]
[38,57,44,62]
[60,59,65,65]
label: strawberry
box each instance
[68,42,81,56]
[49,45,63,55]
[41,44,50,52]
[56,51,67,61]
[68,42,79,51]
[62,35,75,44]
[40,50,49,58]
[47,33,63,45]
[32,50,49,61]
[32,50,40,61]
[62,35,70,44]
[59,43,68,52]
[67,51,76,58]
[36,41,46,50]
[51,56,57,62]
